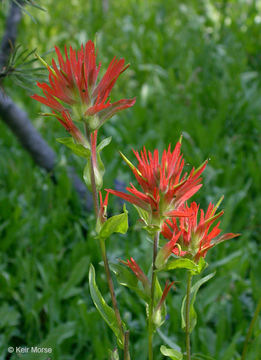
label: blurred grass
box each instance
[0,0,261,359]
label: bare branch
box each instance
[0,0,24,70]
[0,1,92,209]
[0,88,55,171]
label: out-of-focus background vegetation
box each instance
[0,0,260,359]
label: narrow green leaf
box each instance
[133,205,149,225]
[56,137,90,158]
[160,345,183,359]
[89,264,125,348]
[35,52,56,75]
[99,205,128,241]
[181,272,216,332]
[97,136,112,152]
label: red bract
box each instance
[161,201,240,261]
[98,191,109,225]
[121,257,150,292]
[53,110,85,144]
[155,281,175,311]
[32,40,136,131]
[107,140,207,227]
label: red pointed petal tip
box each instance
[121,257,150,290]
[120,257,143,278]
[99,97,136,124]
[217,232,240,242]
[156,280,175,310]
[165,208,193,218]
[98,191,109,223]
[99,191,109,208]
[105,189,150,211]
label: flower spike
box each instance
[107,142,206,228]
[32,40,136,132]
[161,200,240,261]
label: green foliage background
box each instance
[0,0,260,359]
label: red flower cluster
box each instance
[161,201,240,261]
[32,41,136,140]
[107,140,207,227]
[108,142,239,263]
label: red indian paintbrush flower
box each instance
[32,40,136,133]
[106,139,207,228]
[160,198,240,262]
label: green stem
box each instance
[186,272,192,360]
[124,330,130,360]
[85,125,99,217]
[99,238,124,339]
[241,296,261,360]
[85,126,129,357]
[148,231,160,360]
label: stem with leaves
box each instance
[148,231,160,360]
[85,125,129,359]
[241,296,261,360]
[186,272,192,360]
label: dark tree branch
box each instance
[0,0,91,208]
[0,89,56,171]
[0,0,24,70]
[0,88,92,208]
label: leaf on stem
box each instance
[157,258,198,272]
[56,137,90,157]
[99,205,128,241]
[96,136,112,152]
[160,345,183,359]
[89,264,125,349]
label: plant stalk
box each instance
[148,231,160,360]
[186,272,192,360]
[85,126,129,357]
[241,296,261,360]
[85,125,99,218]
[99,238,124,339]
[124,331,130,360]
